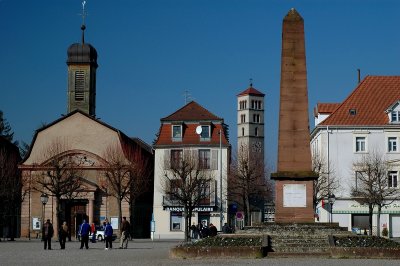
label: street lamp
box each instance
[219,129,223,232]
[40,193,49,230]
[328,193,336,223]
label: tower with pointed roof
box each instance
[237,83,265,160]
[66,3,98,116]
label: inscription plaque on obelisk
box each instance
[271,8,318,223]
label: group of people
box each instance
[41,216,131,250]
[190,221,218,239]
[190,221,234,240]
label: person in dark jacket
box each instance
[59,221,68,249]
[42,219,54,250]
[79,220,91,249]
[119,217,130,249]
[104,221,113,250]
[209,223,218,237]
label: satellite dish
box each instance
[195,125,202,135]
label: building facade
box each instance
[19,111,154,239]
[311,76,400,237]
[18,21,154,239]
[152,101,230,239]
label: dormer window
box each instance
[349,109,357,116]
[391,111,400,123]
[172,125,182,141]
[386,101,400,123]
[200,125,210,141]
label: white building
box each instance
[152,101,230,239]
[311,76,400,237]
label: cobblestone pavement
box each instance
[0,238,399,266]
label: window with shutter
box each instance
[74,70,85,101]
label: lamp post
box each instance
[328,193,336,223]
[219,129,223,232]
[40,193,49,231]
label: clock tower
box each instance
[237,83,265,161]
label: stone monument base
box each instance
[272,171,318,223]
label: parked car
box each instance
[78,225,117,241]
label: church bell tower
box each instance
[237,82,265,161]
[66,2,98,116]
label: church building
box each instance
[19,20,154,239]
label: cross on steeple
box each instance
[79,1,88,44]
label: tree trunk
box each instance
[184,207,189,242]
[368,204,373,236]
[56,197,61,239]
[377,205,382,237]
[118,197,123,237]
[244,194,251,226]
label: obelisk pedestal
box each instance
[271,8,318,223]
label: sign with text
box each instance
[283,184,307,207]
[163,206,215,212]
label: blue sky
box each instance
[1,0,399,169]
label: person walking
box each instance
[104,221,113,250]
[119,217,130,249]
[59,221,68,249]
[91,223,96,243]
[42,219,54,250]
[79,220,91,249]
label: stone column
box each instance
[88,198,94,224]
[271,8,318,223]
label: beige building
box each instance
[19,111,153,238]
[19,21,153,239]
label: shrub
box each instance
[382,227,388,237]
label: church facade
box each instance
[19,22,154,239]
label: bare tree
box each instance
[351,150,400,236]
[33,139,84,235]
[161,149,214,242]
[0,141,22,240]
[102,142,151,236]
[229,144,271,226]
[312,152,339,212]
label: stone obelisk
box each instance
[271,8,318,223]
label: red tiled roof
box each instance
[313,103,340,117]
[161,101,222,121]
[155,101,229,146]
[237,86,265,97]
[155,123,229,146]
[320,76,400,126]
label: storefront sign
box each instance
[163,206,215,212]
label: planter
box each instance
[330,247,400,259]
[170,245,267,259]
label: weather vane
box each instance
[81,0,87,26]
[249,78,253,87]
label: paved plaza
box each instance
[0,238,399,266]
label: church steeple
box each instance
[66,0,98,116]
